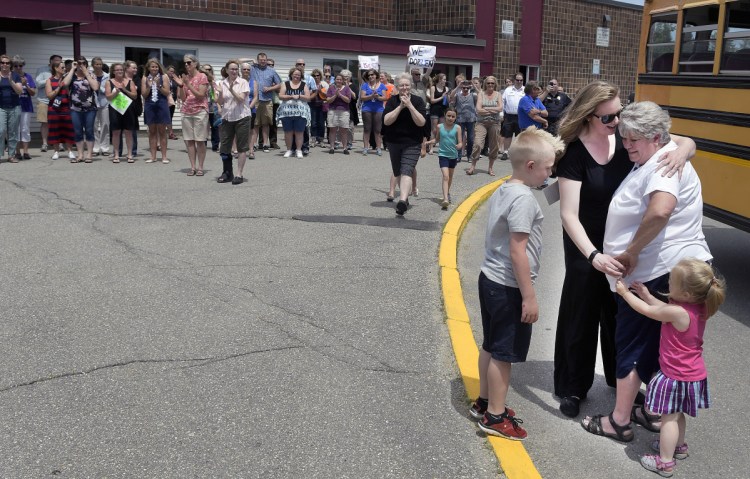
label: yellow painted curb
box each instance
[440,176,543,479]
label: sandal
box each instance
[632,404,662,432]
[640,454,675,477]
[187,169,196,176]
[466,168,475,176]
[113,157,120,164]
[488,169,495,176]
[162,158,170,164]
[196,170,204,176]
[70,157,79,163]
[84,158,93,163]
[580,412,633,442]
[127,157,134,163]
[145,159,155,163]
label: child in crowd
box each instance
[615,258,726,477]
[427,107,463,209]
[470,127,563,440]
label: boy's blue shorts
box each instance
[478,272,532,363]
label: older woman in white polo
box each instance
[581,101,711,442]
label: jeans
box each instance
[310,105,325,141]
[459,121,475,160]
[0,106,21,157]
[71,109,97,142]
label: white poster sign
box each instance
[596,27,610,47]
[407,45,436,69]
[358,55,379,71]
[502,20,514,36]
[593,59,601,75]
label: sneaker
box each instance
[52,151,59,160]
[376,148,382,156]
[329,148,335,154]
[478,412,527,441]
[651,440,689,460]
[640,454,675,477]
[343,149,350,155]
[41,143,48,152]
[296,150,303,159]
[263,145,270,153]
[395,200,408,216]
[362,148,369,156]
[441,199,450,210]
[501,152,509,161]
[469,398,516,420]
[283,150,293,158]
[68,151,76,159]
[93,149,100,155]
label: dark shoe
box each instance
[580,412,634,443]
[270,143,280,149]
[343,149,350,155]
[329,148,334,154]
[263,145,270,153]
[396,200,408,216]
[231,176,243,185]
[14,152,22,160]
[560,396,581,418]
[217,172,233,183]
[23,153,32,160]
[501,152,509,161]
[386,195,395,202]
[478,411,527,441]
[631,404,662,432]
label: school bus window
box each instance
[647,13,678,72]
[679,6,719,73]
[721,1,750,72]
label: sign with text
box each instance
[407,45,436,69]
[592,59,601,75]
[596,27,610,47]
[358,55,379,71]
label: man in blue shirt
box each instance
[251,52,281,152]
[518,81,548,131]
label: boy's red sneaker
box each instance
[469,398,516,420]
[478,411,527,441]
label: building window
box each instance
[323,58,361,88]
[647,13,678,73]
[125,47,197,75]
[679,6,719,74]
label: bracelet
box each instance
[587,249,600,264]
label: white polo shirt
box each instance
[502,86,525,114]
[603,141,712,291]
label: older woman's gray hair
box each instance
[184,53,199,68]
[12,55,25,66]
[394,72,411,84]
[340,69,352,79]
[619,101,671,146]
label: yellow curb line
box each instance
[440,176,543,479]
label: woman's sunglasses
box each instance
[593,109,623,124]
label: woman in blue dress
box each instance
[141,58,171,163]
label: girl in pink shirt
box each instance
[616,258,726,478]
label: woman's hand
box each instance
[592,252,625,277]
[400,94,412,109]
[655,148,687,178]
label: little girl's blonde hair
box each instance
[670,258,726,318]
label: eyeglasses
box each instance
[184,61,193,65]
[242,68,250,71]
[0,61,10,65]
[485,82,496,85]
[549,82,557,86]
[515,79,523,82]
[593,109,623,124]
[369,74,377,77]
[296,62,305,66]
[13,64,24,68]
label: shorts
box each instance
[280,116,306,132]
[36,103,49,123]
[501,114,520,138]
[181,109,209,141]
[478,272,531,363]
[220,115,250,154]
[614,272,668,381]
[386,141,421,177]
[646,370,710,417]
[327,109,350,128]
[256,101,274,127]
[438,156,458,169]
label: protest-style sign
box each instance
[110,91,133,115]
[407,45,437,68]
[358,55,380,71]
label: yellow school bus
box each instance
[637,0,750,232]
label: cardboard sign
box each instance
[407,45,436,68]
[358,55,380,71]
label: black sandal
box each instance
[581,412,633,442]
[631,404,662,432]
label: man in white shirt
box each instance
[501,73,526,160]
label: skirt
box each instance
[47,108,75,145]
[646,370,710,417]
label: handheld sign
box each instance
[358,55,380,71]
[407,45,436,68]
[110,92,133,115]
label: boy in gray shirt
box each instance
[469,127,563,440]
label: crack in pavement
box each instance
[0,345,306,393]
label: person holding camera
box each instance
[44,58,76,160]
[538,78,570,135]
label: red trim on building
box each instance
[4,0,94,23]
[520,0,543,66]
[475,0,498,75]
[81,13,488,63]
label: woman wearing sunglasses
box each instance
[0,54,24,162]
[176,54,209,176]
[552,80,696,421]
